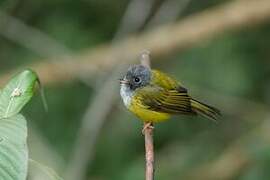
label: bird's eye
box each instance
[134,77,141,83]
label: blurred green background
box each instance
[1,0,270,179]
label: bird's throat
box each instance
[120,84,133,107]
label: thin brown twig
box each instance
[140,51,155,180]
[144,123,154,180]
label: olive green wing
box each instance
[151,70,187,93]
[136,86,193,114]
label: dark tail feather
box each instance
[191,99,221,121]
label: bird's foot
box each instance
[142,122,154,135]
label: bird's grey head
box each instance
[120,65,151,91]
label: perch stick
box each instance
[141,51,155,180]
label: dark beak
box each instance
[119,78,129,85]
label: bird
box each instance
[119,64,221,129]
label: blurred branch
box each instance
[145,0,191,28]
[28,159,63,180]
[0,10,73,57]
[1,0,270,86]
[28,126,64,174]
[28,126,64,180]
[137,84,270,179]
[64,75,119,180]
[113,0,155,40]
[65,0,193,179]
[78,0,155,86]
[189,84,270,119]
[64,1,156,180]
[178,85,270,180]
[121,84,270,179]
[184,117,270,180]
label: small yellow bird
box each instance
[120,65,220,125]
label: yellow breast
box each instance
[128,96,170,123]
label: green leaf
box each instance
[0,70,38,119]
[0,114,28,180]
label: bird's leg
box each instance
[142,122,154,135]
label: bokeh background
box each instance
[1,0,270,179]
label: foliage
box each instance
[0,114,28,180]
[0,70,37,180]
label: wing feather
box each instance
[137,86,193,114]
[151,70,187,92]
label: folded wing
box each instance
[136,86,194,114]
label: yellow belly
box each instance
[128,102,170,123]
